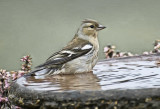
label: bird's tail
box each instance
[25,67,55,77]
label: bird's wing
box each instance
[36,37,93,68]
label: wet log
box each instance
[9,53,160,109]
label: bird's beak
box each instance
[97,24,106,31]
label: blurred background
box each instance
[0,0,160,70]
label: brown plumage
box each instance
[30,19,106,75]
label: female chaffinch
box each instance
[31,19,106,75]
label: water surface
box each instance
[18,55,160,91]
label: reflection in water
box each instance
[18,56,160,92]
[24,72,101,91]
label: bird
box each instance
[30,19,106,75]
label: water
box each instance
[1,0,160,70]
[95,61,160,90]
[17,55,160,91]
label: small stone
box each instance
[114,106,117,109]
[36,99,40,104]
[145,98,152,102]
[94,106,98,109]
[115,101,118,105]
[101,100,104,104]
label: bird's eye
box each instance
[90,25,94,28]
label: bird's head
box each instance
[77,19,106,39]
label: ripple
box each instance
[17,59,160,92]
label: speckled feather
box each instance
[36,37,93,68]
[30,19,105,75]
